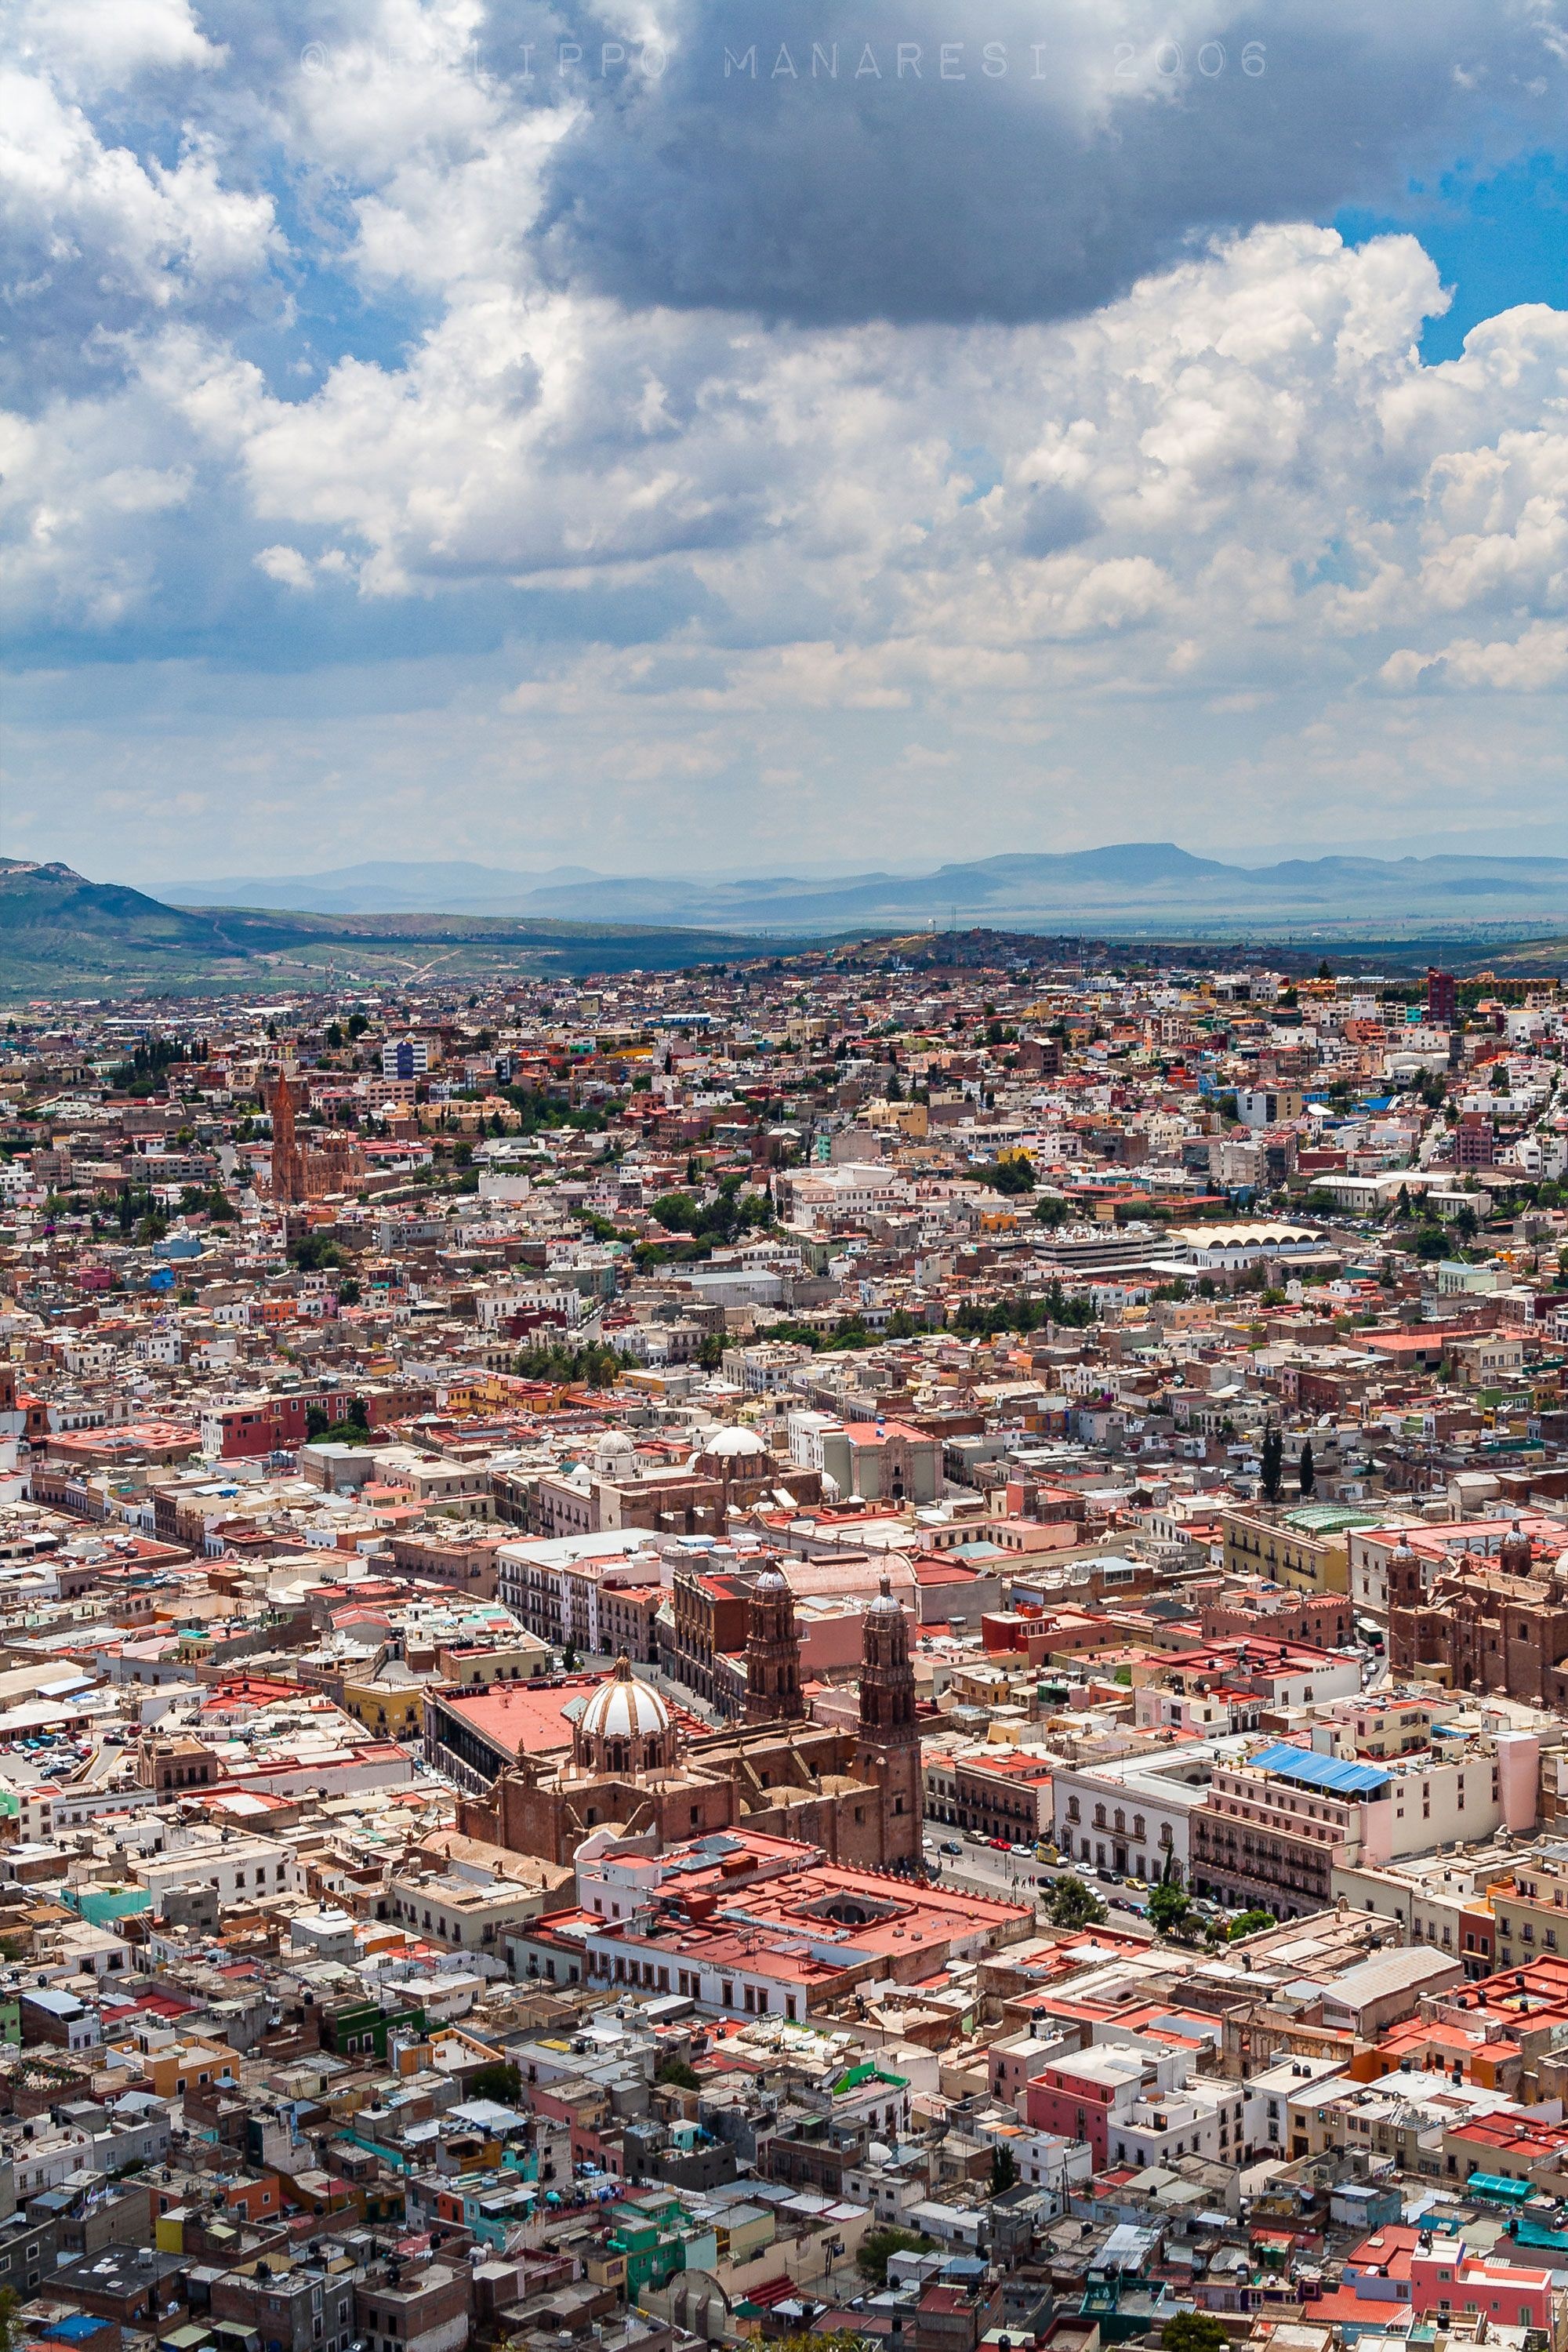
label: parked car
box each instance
[939,1839,963,1856]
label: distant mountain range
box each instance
[162,842,1568,930]
[10,840,1568,999]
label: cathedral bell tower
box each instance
[857,1573,922,1868]
[267,1052,305,1206]
[744,1567,805,1725]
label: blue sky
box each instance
[3,0,1567,889]
[1338,153,1568,364]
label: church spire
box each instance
[858,1573,916,1744]
[744,1566,804,1725]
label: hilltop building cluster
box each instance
[5,946,1568,2352]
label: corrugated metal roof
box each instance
[1250,1740,1391,1795]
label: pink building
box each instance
[1338,2229,1559,2334]
[1024,2046,1161,2165]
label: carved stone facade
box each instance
[744,1568,805,1726]
[1388,1522,1568,1705]
[461,1575,923,1873]
[267,1062,363,1204]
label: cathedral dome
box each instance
[578,1656,672,1747]
[702,1425,768,1458]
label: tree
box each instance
[1259,1425,1283,1506]
[1033,1194,1069,1227]
[1046,1873,1108,1929]
[1229,1908,1276,1940]
[856,2226,934,2286]
[1161,2316,1232,2352]
[468,2060,522,2103]
[1148,1881,1192,1937]
[989,2143,1018,2194]
[655,2055,701,2091]
[289,1232,346,1272]
[1298,1439,1316,1499]
[514,1342,630,1388]
[985,1154,1036,1195]
[561,1646,579,1671]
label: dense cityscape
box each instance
[1,942,1568,2352]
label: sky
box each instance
[3,0,1568,891]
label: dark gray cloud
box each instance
[1018,486,1099,557]
[532,0,1567,322]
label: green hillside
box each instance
[0,858,806,996]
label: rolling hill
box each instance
[0,859,808,995]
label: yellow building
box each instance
[1221,1504,1353,1597]
[343,1671,427,1738]
[141,2036,238,2100]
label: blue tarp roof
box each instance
[1250,1741,1391,1796]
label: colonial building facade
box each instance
[1388,1523,1568,1705]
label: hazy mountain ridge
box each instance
[156,841,1568,929]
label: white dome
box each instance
[579,1664,672,1744]
[703,1425,768,1458]
[755,1567,787,1595]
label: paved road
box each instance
[920,1825,1151,1912]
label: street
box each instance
[921,1824,1151,1914]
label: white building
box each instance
[1051,1739,1246,1885]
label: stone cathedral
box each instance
[461,1571,924,1872]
